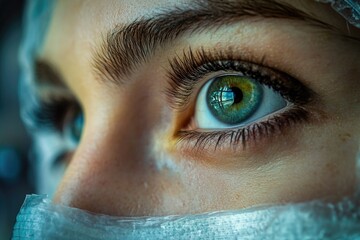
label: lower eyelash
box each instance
[175,106,310,151]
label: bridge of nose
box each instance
[52,82,191,216]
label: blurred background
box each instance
[0,0,34,239]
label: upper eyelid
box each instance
[35,59,68,89]
[165,48,316,111]
[33,59,83,111]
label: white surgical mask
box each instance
[12,194,360,239]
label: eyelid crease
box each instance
[35,59,67,88]
[165,47,316,111]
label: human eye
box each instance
[195,74,287,129]
[166,48,316,152]
[28,94,84,151]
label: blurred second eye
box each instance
[195,74,288,129]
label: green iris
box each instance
[206,75,263,124]
[70,112,84,143]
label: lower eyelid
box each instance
[173,106,312,158]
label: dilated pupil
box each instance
[230,87,243,104]
[206,75,263,125]
[217,87,244,109]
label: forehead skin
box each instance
[37,0,360,216]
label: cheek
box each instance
[270,122,358,202]
[176,123,359,211]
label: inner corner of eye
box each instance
[177,107,197,132]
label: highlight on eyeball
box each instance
[1,0,360,239]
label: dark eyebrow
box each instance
[92,0,339,86]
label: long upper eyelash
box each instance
[166,47,315,110]
[26,97,77,131]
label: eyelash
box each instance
[166,48,314,109]
[177,106,310,151]
[27,96,79,132]
[166,48,316,150]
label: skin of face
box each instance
[34,0,360,216]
